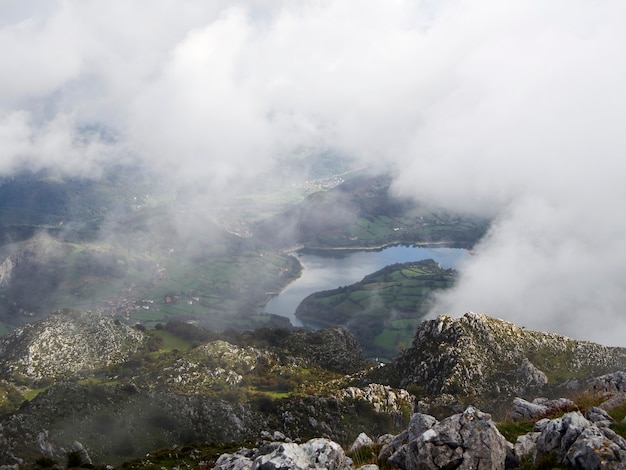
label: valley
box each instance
[0,165,488,335]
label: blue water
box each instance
[263,245,470,326]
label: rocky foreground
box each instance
[214,371,626,470]
[0,310,625,468]
[210,404,626,470]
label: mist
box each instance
[1,0,626,345]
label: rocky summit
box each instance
[0,309,146,382]
[374,312,626,413]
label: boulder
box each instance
[513,432,540,460]
[563,426,626,469]
[67,441,91,467]
[585,406,614,427]
[388,406,509,470]
[600,392,626,412]
[518,410,626,468]
[510,397,576,421]
[593,371,626,395]
[349,432,375,453]
[510,397,548,421]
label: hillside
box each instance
[251,174,490,249]
[0,309,146,382]
[0,310,625,467]
[0,311,409,465]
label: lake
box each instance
[263,245,470,326]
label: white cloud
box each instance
[1,0,626,344]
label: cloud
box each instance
[1,0,626,344]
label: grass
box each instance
[609,403,626,422]
[148,329,194,352]
[496,421,536,443]
[21,387,49,401]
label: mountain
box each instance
[0,310,410,465]
[0,310,625,467]
[372,312,626,416]
[0,309,146,383]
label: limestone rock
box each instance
[600,392,626,412]
[510,397,549,421]
[214,438,352,470]
[349,432,374,452]
[563,426,626,469]
[0,309,146,381]
[593,370,626,395]
[518,410,626,468]
[338,384,415,415]
[585,406,614,426]
[388,406,509,470]
[511,397,576,421]
[513,432,540,460]
[375,312,626,408]
[67,441,92,467]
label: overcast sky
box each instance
[1,0,625,345]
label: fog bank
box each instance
[2,0,626,344]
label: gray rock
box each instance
[407,413,437,441]
[515,358,548,388]
[585,406,614,426]
[355,465,379,470]
[273,431,288,442]
[600,392,626,412]
[593,371,626,395]
[514,432,540,459]
[349,432,375,452]
[389,406,508,470]
[511,397,576,421]
[214,438,352,470]
[383,413,437,467]
[68,441,92,466]
[511,397,548,421]
[527,409,626,468]
[376,434,395,447]
[534,418,551,432]
[563,426,626,469]
[378,431,408,465]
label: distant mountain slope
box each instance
[251,174,490,249]
[373,312,626,415]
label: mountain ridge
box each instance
[0,310,624,467]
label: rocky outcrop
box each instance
[281,326,368,374]
[338,384,415,415]
[376,312,626,408]
[214,438,353,470]
[0,309,146,381]
[592,370,626,395]
[510,397,576,421]
[513,411,626,469]
[386,407,510,470]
